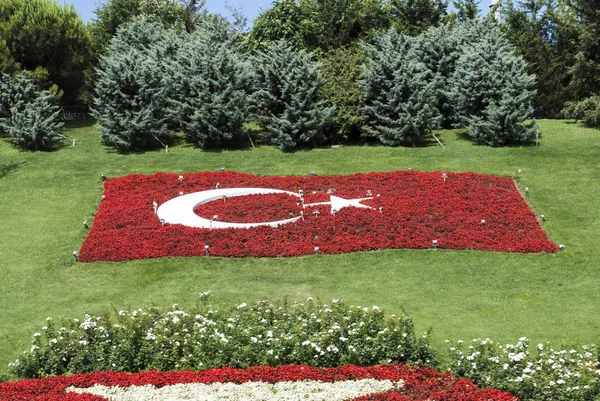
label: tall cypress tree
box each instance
[93,19,178,152]
[0,72,64,150]
[360,28,441,147]
[169,21,254,148]
[253,41,335,150]
[450,20,538,146]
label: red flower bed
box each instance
[0,364,516,400]
[79,170,557,262]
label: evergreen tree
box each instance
[0,72,64,150]
[450,20,538,146]
[319,47,368,142]
[499,0,571,117]
[93,20,177,152]
[390,0,448,36]
[361,29,441,146]
[169,23,254,148]
[0,0,90,104]
[413,24,462,128]
[253,41,335,150]
[568,0,600,99]
[453,0,480,21]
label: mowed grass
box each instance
[0,120,599,375]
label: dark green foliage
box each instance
[319,47,368,142]
[450,20,538,146]
[254,41,335,150]
[0,0,90,104]
[169,23,254,148]
[390,0,448,36]
[562,95,600,128]
[413,24,462,128]
[248,0,307,50]
[10,298,434,378]
[248,0,390,52]
[567,0,600,100]
[92,20,176,152]
[0,72,64,151]
[499,0,572,118]
[453,0,480,21]
[360,29,441,147]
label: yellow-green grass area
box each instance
[0,120,598,376]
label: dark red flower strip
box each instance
[0,364,516,400]
[79,170,558,262]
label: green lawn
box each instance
[1,120,599,376]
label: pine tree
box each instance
[450,20,538,146]
[568,0,600,99]
[390,0,448,36]
[360,28,441,147]
[169,22,254,148]
[253,41,335,151]
[93,19,177,152]
[0,72,64,151]
[413,24,462,128]
[453,0,480,21]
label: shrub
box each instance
[446,337,600,401]
[0,72,64,151]
[93,19,178,152]
[254,41,335,151]
[562,95,600,129]
[319,46,368,142]
[9,295,435,378]
[450,20,538,146]
[168,21,254,149]
[360,28,441,147]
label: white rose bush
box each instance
[446,337,600,400]
[10,295,434,378]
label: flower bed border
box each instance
[0,364,516,400]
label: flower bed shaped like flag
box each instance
[79,170,558,262]
[0,364,516,400]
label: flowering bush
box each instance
[9,296,434,379]
[0,364,516,400]
[79,170,557,262]
[446,337,600,400]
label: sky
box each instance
[71,0,495,25]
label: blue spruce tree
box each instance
[93,19,179,152]
[0,72,64,151]
[450,20,538,146]
[168,20,254,148]
[253,41,335,151]
[360,28,441,147]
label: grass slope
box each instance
[0,120,599,375]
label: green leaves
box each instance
[0,0,90,104]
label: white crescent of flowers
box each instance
[68,378,403,400]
